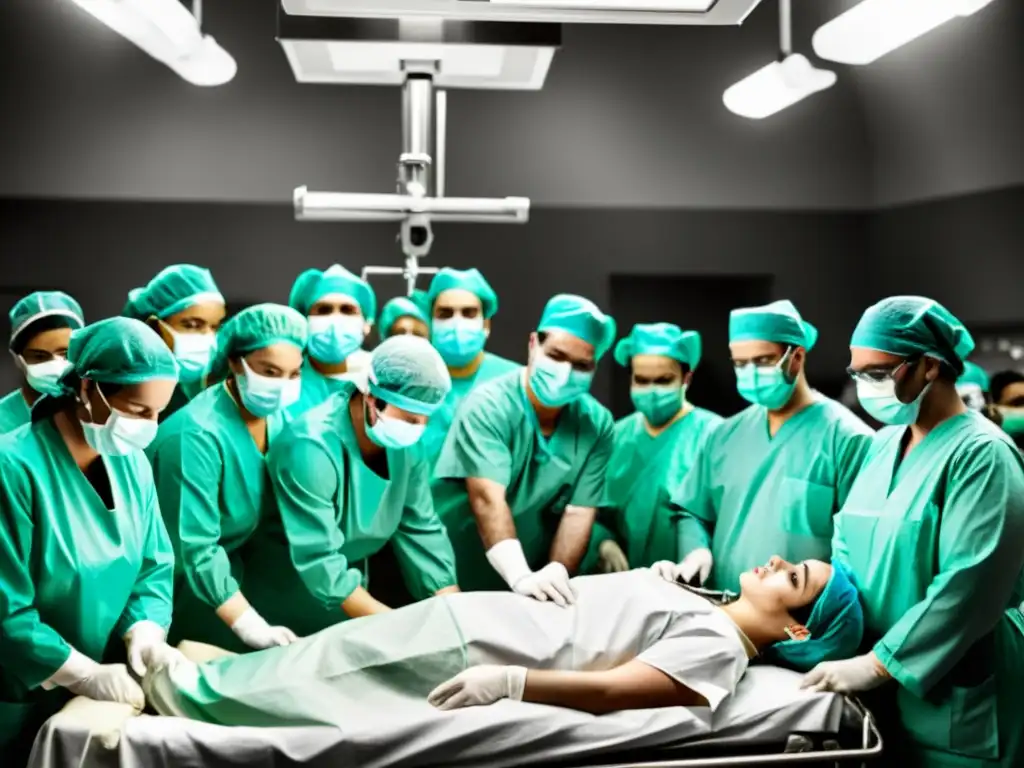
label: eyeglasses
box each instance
[846,358,914,384]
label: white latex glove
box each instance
[800,653,891,694]
[124,620,184,677]
[427,665,528,711]
[598,540,629,573]
[49,649,145,711]
[512,562,576,607]
[230,608,298,650]
[650,548,713,586]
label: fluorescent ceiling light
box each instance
[487,0,713,9]
[812,0,998,66]
[69,0,237,86]
[723,53,836,119]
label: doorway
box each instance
[608,274,774,419]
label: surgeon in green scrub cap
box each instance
[804,295,1024,768]
[432,294,616,603]
[287,264,377,417]
[654,299,873,594]
[0,318,181,758]
[583,323,723,575]
[123,264,226,420]
[149,304,308,653]
[379,291,430,339]
[0,291,84,435]
[419,268,521,462]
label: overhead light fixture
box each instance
[723,0,835,119]
[69,0,237,86]
[812,0,998,66]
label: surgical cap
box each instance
[427,268,499,319]
[208,303,308,382]
[379,292,430,336]
[123,264,224,321]
[764,561,864,673]
[289,265,377,323]
[729,300,818,351]
[614,323,702,369]
[537,294,617,360]
[62,317,178,388]
[368,335,451,416]
[9,291,84,347]
[958,361,990,392]
[851,296,974,375]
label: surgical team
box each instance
[1,261,1023,768]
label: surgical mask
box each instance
[529,351,593,408]
[366,403,426,449]
[1001,408,1024,436]
[432,317,487,368]
[307,315,364,365]
[856,377,931,426]
[735,352,797,410]
[80,387,158,456]
[20,356,70,396]
[236,358,301,417]
[631,384,685,427]
[160,322,216,383]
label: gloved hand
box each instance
[49,649,145,710]
[230,608,299,650]
[598,540,629,573]
[650,548,713,586]
[124,620,184,677]
[427,665,528,711]
[512,562,576,607]
[800,652,891,694]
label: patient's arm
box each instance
[342,587,391,618]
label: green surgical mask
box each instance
[1001,408,1024,436]
[631,385,685,427]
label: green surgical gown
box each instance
[285,358,348,419]
[584,406,722,572]
[149,384,287,652]
[673,395,873,592]
[834,412,1024,767]
[0,418,174,750]
[420,352,521,463]
[244,382,458,636]
[0,390,30,435]
[162,377,205,423]
[432,371,615,591]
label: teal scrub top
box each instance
[161,378,205,423]
[285,359,348,419]
[432,370,615,591]
[148,384,288,650]
[0,390,30,435]
[673,395,873,592]
[834,412,1024,764]
[245,382,458,636]
[0,417,174,745]
[585,406,722,571]
[420,352,521,462]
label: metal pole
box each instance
[193,0,203,29]
[778,0,792,58]
[435,89,447,198]
[400,72,434,197]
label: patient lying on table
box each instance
[144,558,862,727]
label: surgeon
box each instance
[149,304,307,653]
[243,335,459,636]
[420,268,521,460]
[433,294,616,601]
[991,369,1024,446]
[802,296,1024,768]
[585,323,722,574]
[0,291,84,434]
[379,291,430,339]
[0,317,182,757]
[287,264,377,416]
[123,264,226,419]
[654,300,873,593]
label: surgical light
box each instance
[812,0,998,66]
[68,0,237,86]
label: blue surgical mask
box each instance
[631,384,685,427]
[236,358,301,417]
[20,356,71,396]
[160,322,216,383]
[735,352,797,410]
[432,317,487,368]
[529,350,593,408]
[307,315,365,365]
[80,387,158,456]
[856,377,930,425]
[366,403,426,449]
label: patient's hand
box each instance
[428,666,528,711]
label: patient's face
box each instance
[739,556,830,617]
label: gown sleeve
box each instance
[116,457,175,636]
[670,436,717,556]
[635,626,748,711]
[874,439,1024,698]
[433,388,513,486]
[391,453,459,598]
[269,437,363,607]
[569,408,614,508]
[830,413,874,509]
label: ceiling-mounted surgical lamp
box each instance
[69,0,237,86]
[722,0,836,119]
[812,0,998,66]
